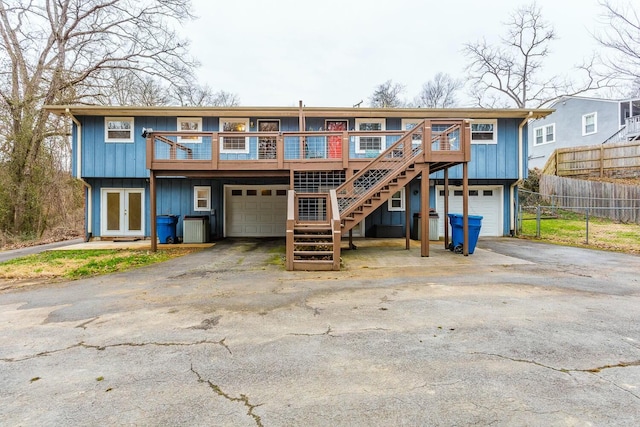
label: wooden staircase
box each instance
[286,121,463,271]
[286,191,342,271]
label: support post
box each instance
[421,164,430,257]
[405,181,411,250]
[443,168,449,249]
[150,170,157,252]
[462,162,469,256]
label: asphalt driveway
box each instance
[1,238,639,426]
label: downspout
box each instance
[510,111,533,235]
[66,109,92,241]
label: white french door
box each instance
[101,188,145,237]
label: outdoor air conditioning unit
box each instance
[183,216,209,243]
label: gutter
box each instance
[66,109,92,241]
[510,111,533,234]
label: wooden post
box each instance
[443,168,449,250]
[150,170,157,252]
[405,181,411,250]
[421,164,430,257]
[277,134,284,169]
[462,162,469,256]
[342,131,349,169]
[212,132,219,170]
[600,144,604,178]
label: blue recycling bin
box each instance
[447,213,483,254]
[157,215,179,244]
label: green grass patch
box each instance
[0,248,200,282]
[520,211,640,254]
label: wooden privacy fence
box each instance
[542,139,640,179]
[540,174,640,223]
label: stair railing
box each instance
[336,121,460,218]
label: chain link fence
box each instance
[516,188,640,249]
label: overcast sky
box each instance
[184,0,610,107]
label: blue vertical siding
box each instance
[432,118,521,180]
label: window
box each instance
[355,118,385,153]
[220,118,250,153]
[533,124,555,145]
[177,117,203,143]
[193,186,211,211]
[105,117,134,143]
[401,119,423,148]
[582,112,597,135]
[257,119,279,159]
[471,119,497,144]
[387,188,405,211]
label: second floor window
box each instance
[220,118,250,153]
[177,117,203,143]
[105,117,134,143]
[582,112,597,135]
[355,118,385,153]
[534,124,555,145]
[471,120,497,144]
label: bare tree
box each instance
[0,0,197,235]
[594,0,640,90]
[171,85,240,107]
[211,90,241,107]
[464,2,608,108]
[415,73,462,108]
[369,80,406,108]
[95,70,171,106]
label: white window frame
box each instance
[471,119,497,144]
[387,188,405,212]
[533,123,555,145]
[582,112,597,136]
[105,117,134,143]
[194,186,211,212]
[355,118,386,154]
[401,119,423,148]
[220,118,250,154]
[177,117,203,143]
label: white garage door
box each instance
[225,185,289,237]
[436,186,503,237]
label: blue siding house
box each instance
[49,105,551,269]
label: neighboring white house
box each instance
[527,96,640,169]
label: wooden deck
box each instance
[146,120,471,176]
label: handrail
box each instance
[335,121,462,217]
[329,189,341,270]
[286,190,296,270]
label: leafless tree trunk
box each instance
[0,0,197,236]
[464,2,610,108]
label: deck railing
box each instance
[146,120,468,171]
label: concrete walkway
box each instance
[1,237,639,426]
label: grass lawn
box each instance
[0,248,202,286]
[519,212,640,254]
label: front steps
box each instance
[291,223,339,271]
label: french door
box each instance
[101,189,145,237]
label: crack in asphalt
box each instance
[288,325,335,337]
[190,364,263,427]
[475,352,640,400]
[0,339,231,362]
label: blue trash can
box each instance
[157,215,179,244]
[447,213,483,254]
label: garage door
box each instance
[225,185,289,237]
[436,186,503,237]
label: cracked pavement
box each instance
[1,237,640,426]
